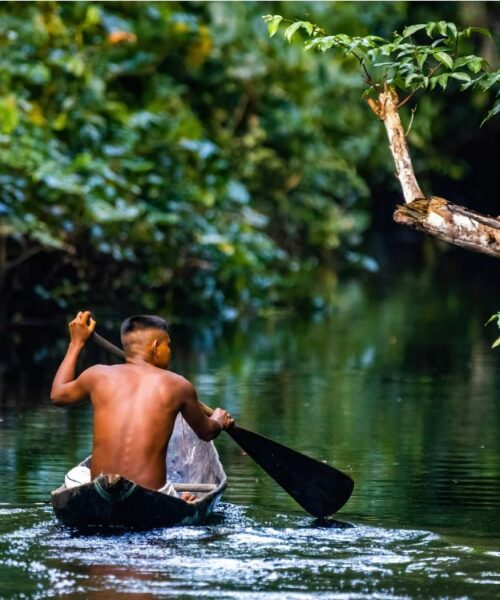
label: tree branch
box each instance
[394,197,500,258]
[373,87,500,258]
[376,88,424,202]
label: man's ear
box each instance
[152,339,160,355]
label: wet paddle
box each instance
[91,331,354,517]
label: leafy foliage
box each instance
[0,2,373,321]
[263,15,500,123]
[1,3,498,323]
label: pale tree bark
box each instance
[366,87,500,259]
[394,197,500,259]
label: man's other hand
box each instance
[69,310,96,346]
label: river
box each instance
[1,264,499,598]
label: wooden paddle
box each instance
[91,331,354,517]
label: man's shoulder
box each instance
[161,370,193,390]
[81,363,113,376]
[79,363,115,382]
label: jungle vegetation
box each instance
[1,1,498,324]
[264,11,500,257]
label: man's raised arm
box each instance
[50,310,96,406]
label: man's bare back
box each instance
[51,311,233,492]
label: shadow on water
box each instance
[1,263,500,597]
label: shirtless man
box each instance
[50,311,233,499]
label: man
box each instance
[51,311,233,500]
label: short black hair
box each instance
[120,315,169,338]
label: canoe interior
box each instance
[51,415,227,530]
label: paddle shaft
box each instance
[90,330,354,517]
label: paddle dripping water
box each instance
[0,270,499,597]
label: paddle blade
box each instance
[228,425,354,518]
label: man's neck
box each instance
[124,353,156,367]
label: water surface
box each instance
[1,269,499,598]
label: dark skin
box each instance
[51,311,234,500]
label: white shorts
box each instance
[64,465,178,497]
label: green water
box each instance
[0,268,499,598]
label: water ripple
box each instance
[0,504,499,598]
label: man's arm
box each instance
[180,382,233,441]
[50,310,96,406]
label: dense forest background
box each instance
[1,1,498,325]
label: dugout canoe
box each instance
[51,415,227,530]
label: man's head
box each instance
[120,315,171,368]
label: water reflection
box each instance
[0,270,499,597]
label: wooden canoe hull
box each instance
[51,474,225,530]
[51,415,227,530]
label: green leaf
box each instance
[67,55,86,77]
[468,58,484,74]
[402,24,426,38]
[84,5,101,27]
[305,36,339,53]
[417,52,428,70]
[375,43,396,56]
[437,21,448,37]
[434,51,453,69]
[405,73,421,87]
[481,97,500,126]
[431,38,446,49]
[335,33,353,45]
[31,228,67,250]
[347,39,362,54]
[447,22,458,38]
[459,80,475,92]
[429,74,450,91]
[468,26,492,39]
[426,22,436,38]
[436,73,450,90]
[301,21,314,36]
[485,312,500,326]
[0,95,19,134]
[454,55,474,69]
[449,72,471,83]
[366,35,387,44]
[478,72,500,91]
[267,15,282,38]
[284,21,302,43]
[484,310,500,349]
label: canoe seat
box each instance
[172,483,217,493]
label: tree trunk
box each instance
[366,87,500,259]
[367,88,424,203]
